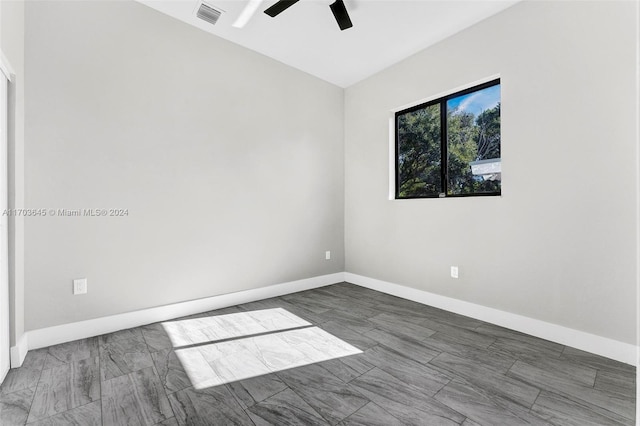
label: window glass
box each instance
[395,79,500,199]
[396,104,441,198]
[447,84,501,195]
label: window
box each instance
[395,79,501,199]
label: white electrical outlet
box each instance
[325,251,331,260]
[73,278,87,295]
[450,266,459,279]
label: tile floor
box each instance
[0,282,636,425]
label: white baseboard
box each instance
[17,271,637,367]
[23,272,345,358]
[345,273,638,365]
[10,333,28,368]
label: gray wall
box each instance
[1,0,26,347]
[344,1,638,345]
[20,0,640,348]
[24,0,344,330]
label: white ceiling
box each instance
[138,0,518,87]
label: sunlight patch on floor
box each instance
[174,326,362,389]
[161,308,311,348]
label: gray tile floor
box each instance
[0,282,636,425]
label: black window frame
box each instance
[395,78,501,199]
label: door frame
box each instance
[0,50,14,383]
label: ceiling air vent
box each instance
[196,2,222,26]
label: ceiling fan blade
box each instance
[264,0,300,17]
[329,0,352,30]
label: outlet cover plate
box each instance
[73,278,87,295]
[450,266,459,279]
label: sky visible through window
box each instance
[447,84,500,117]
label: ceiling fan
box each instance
[264,0,353,31]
